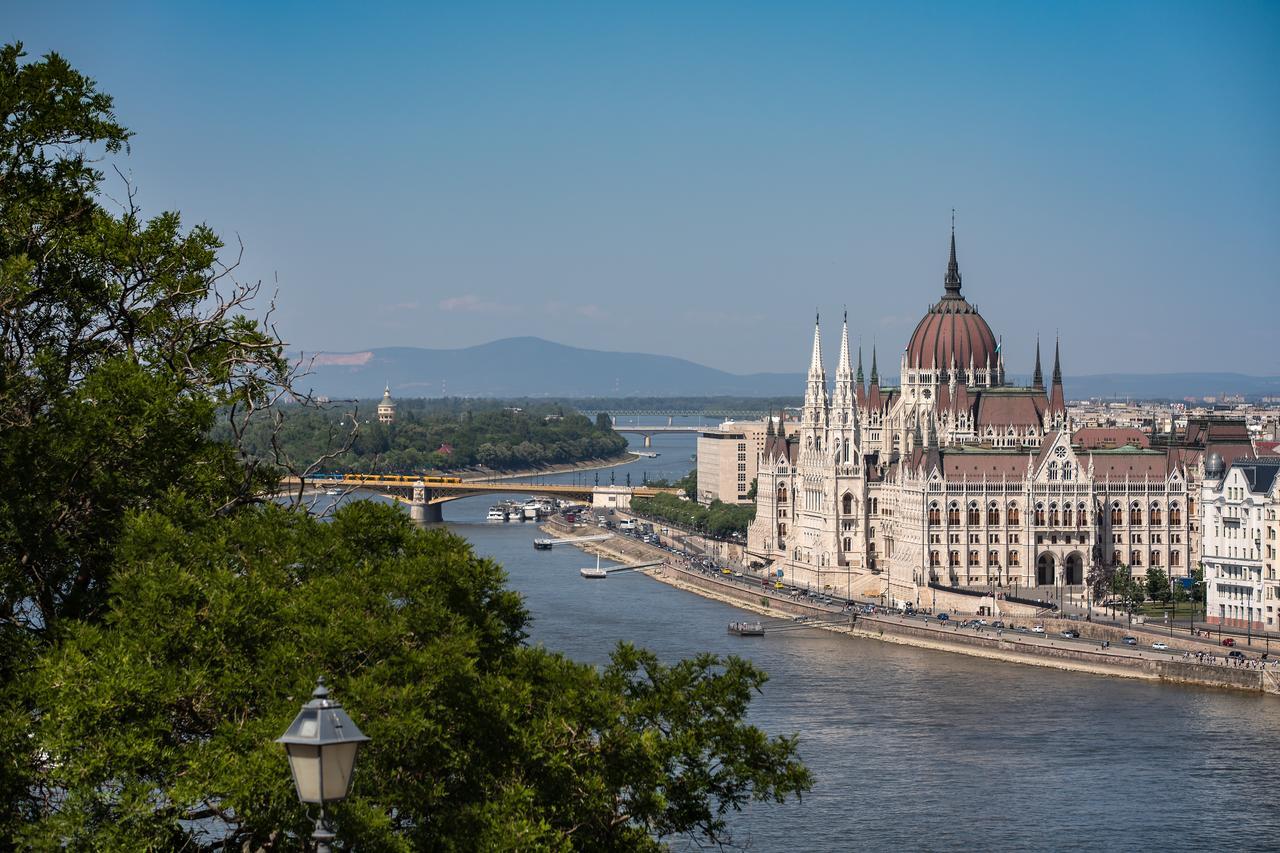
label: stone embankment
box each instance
[541,517,1280,696]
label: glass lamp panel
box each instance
[285,743,323,803]
[319,741,360,801]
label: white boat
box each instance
[486,506,506,522]
[325,488,342,496]
[580,553,608,579]
[507,509,523,522]
[523,502,540,520]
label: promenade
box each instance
[542,516,1280,695]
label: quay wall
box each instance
[539,518,1276,695]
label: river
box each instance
[395,418,1280,851]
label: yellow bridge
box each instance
[282,476,679,521]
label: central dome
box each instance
[905,233,998,373]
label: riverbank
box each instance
[461,452,639,483]
[540,518,1280,695]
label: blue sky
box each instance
[6,1,1278,377]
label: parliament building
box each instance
[746,231,1246,607]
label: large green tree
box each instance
[0,43,810,849]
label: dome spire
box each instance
[944,212,962,298]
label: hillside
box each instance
[297,337,1280,401]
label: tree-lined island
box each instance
[221,397,632,475]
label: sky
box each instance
[6,1,1279,378]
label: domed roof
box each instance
[906,233,998,373]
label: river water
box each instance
[402,419,1280,851]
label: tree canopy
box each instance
[0,42,810,849]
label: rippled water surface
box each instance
[416,423,1280,851]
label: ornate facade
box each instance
[747,231,1209,607]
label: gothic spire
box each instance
[766,408,775,436]
[944,217,962,298]
[856,345,864,385]
[836,311,853,377]
[1052,336,1062,386]
[1032,337,1044,389]
[870,346,879,386]
[808,313,824,378]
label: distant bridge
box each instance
[609,421,706,446]
[284,476,679,522]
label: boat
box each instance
[635,451,660,458]
[533,538,554,550]
[523,502,540,520]
[579,553,608,579]
[507,507,523,521]
[728,621,765,637]
[486,506,506,522]
[325,488,342,496]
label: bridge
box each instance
[610,422,706,447]
[286,476,679,522]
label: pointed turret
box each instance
[867,346,882,412]
[944,223,962,299]
[1049,338,1066,418]
[803,314,829,424]
[855,345,867,407]
[870,347,879,386]
[1032,338,1044,389]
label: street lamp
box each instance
[277,678,371,853]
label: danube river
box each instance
[421,420,1280,851]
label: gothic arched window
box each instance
[947,502,960,526]
[1150,502,1163,526]
[928,502,940,526]
[1008,503,1020,525]
[842,493,854,516]
[988,501,1000,526]
[967,501,980,526]
[1170,503,1182,526]
[1048,461,1058,481]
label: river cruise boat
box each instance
[486,506,507,522]
[727,621,765,637]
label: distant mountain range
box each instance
[296,337,1280,402]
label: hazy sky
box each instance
[7,1,1278,377]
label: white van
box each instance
[618,519,637,532]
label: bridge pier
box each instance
[643,434,652,447]
[409,501,443,523]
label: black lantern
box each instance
[277,678,370,851]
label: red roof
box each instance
[1073,428,1149,450]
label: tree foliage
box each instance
[219,399,628,475]
[631,491,756,538]
[15,503,809,850]
[0,43,811,849]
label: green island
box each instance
[221,398,630,474]
[0,44,810,849]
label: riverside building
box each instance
[746,230,1244,608]
[696,420,768,505]
[1201,455,1280,631]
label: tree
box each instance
[0,44,812,849]
[747,477,758,501]
[16,502,810,849]
[1145,567,1170,604]
[596,411,612,431]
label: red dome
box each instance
[906,231,999,373]
[906,299,998,372]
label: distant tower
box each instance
[377,384,397,424]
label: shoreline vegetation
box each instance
[220,399,633,477]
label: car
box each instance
[773,582,785,590]
[1152,642,1168,650]
[1227,650,1246,659]
[936,613,950,621]
[976,619,989,626]
[1222,638,1237,647]
[1061,629,1081,639]
[991,620,1006,629]
[1122,636,1138,646]
[1031,625,1046,634]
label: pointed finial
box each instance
[856,345,864,385]
[1052,336,1062,385]
[870,346,879,385]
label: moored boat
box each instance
[486,506,506,522]
[533,538,554,550]
[727,621,765,637]
[580,566,608,579]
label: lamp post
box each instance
[277,678,371,853]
